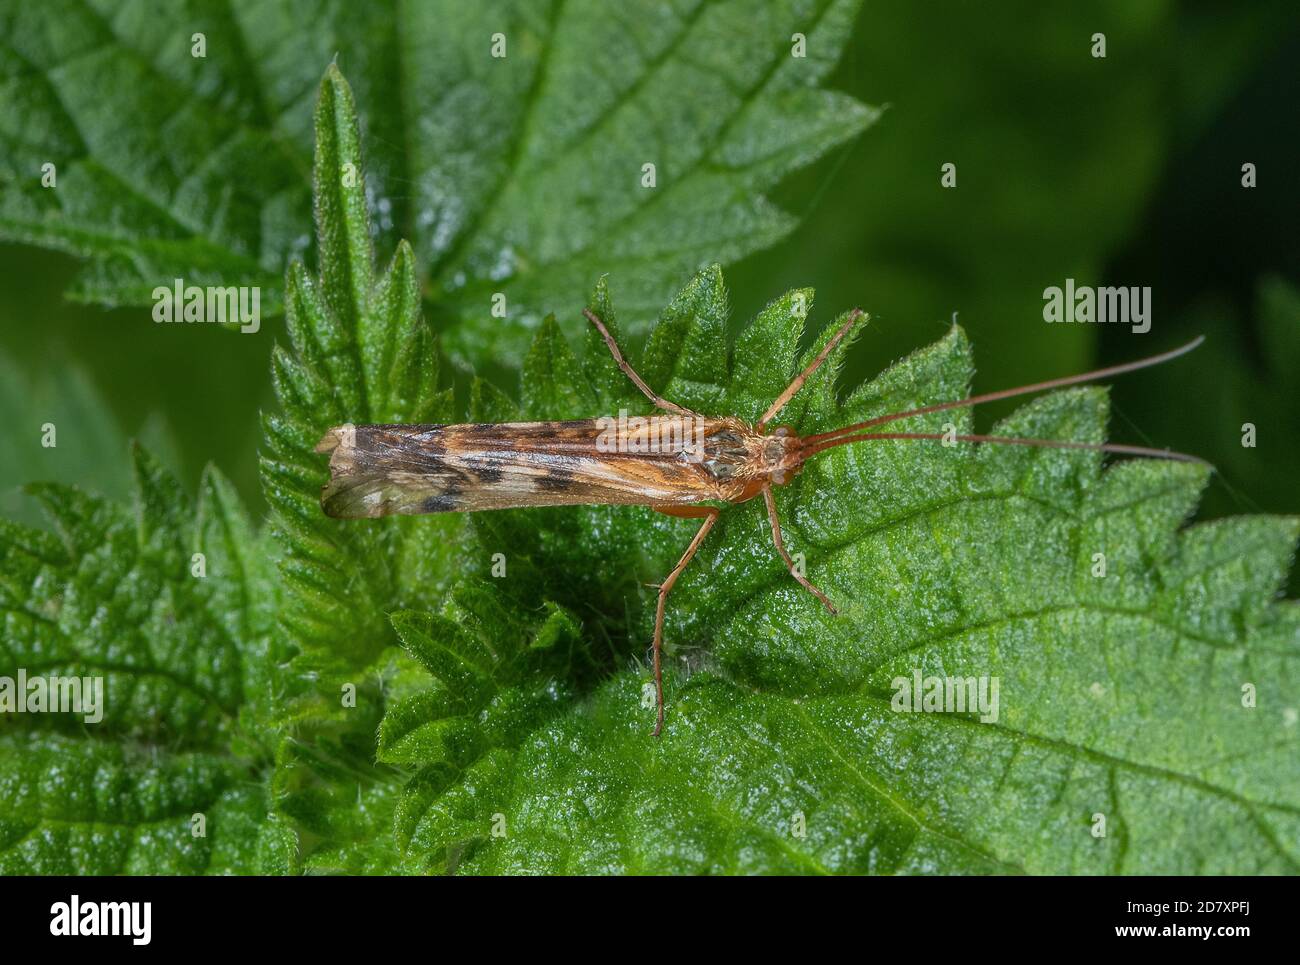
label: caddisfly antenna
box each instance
[802,336,1206,449]
[755,329,1208,642]
[800,431,1209,464]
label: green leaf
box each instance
[257,66,461,872]
[385,266,1300,874]
[1,0,875,371]
[0,0,306,309]
[261,66,456,683]
[0,446,282,873]
[0,733,272,875]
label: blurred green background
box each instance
[2,1,1296,583]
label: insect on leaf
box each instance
[382,266,1300,875]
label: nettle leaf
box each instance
[0,446,283,873]
[0,0,306,309]
[258,67,460,872]
[426,0,877,365]
[385,265,1300,874]
[0,0,875,369]
[261,66,456,683]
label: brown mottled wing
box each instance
[316,421,722,518]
